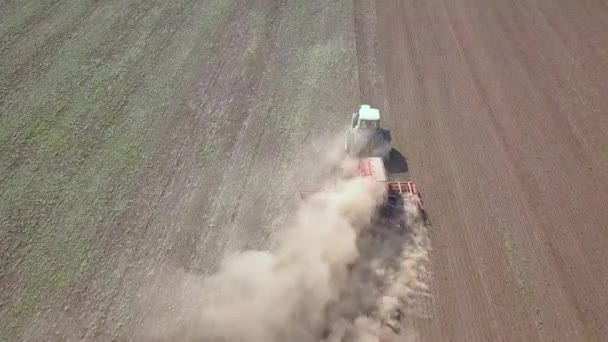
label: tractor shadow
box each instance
[384,148,409,174]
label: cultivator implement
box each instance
[386,181,426,217]
[298,157,428,224]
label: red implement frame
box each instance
[388,181,418,196]
[299,158,427,220]
[358,159,373,177]
[387,181,426,214]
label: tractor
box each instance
[345,105,391,162]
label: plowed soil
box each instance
[1,0,607,341]
[373,0,608,340]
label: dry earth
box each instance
[1,0,607,341]
[374,0,608,341]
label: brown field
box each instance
[374,0,608,340]
[1,0,607,341]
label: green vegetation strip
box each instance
[0,0,236,338]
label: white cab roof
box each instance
[359,104,380,121]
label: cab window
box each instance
[360,120,378,129]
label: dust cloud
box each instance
[140,141,431,342]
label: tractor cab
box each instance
[346,104,391,160]
[351,105,381,132]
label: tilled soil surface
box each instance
[374,0,608,340]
